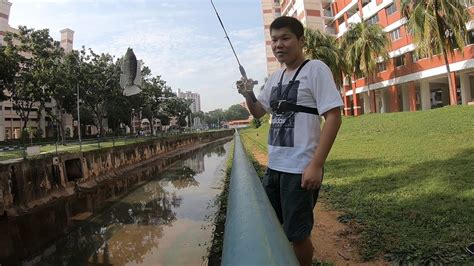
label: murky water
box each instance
[34,141,231,266]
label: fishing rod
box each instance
[210,0,258,101]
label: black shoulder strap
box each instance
[290,59,310,84]
[278,59,310,99]
[278,59,310,85]
[274,60,320,116]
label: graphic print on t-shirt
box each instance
[269,80,300,147]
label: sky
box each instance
[8,0,269,112]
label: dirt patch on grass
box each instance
[246,143,387,265]
[312,202,388,265]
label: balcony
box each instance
[321,0,334,9]
[323,9,334,21]
[347,12,362,24]
[333,0,357,21]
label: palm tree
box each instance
[340,21,390,113]
[304,28,346,88]
[401,0,470,105]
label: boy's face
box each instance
[270,27,304,66]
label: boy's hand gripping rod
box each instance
[210,0,258,102]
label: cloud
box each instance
[11,0,87,2]
[92,23,267,111]
[7,0,268,112]
[230,27,263,39]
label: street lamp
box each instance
[76,84,82,151]
[131,108,135,134]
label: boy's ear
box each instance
[299,36,305,48]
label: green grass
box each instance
[0,150,23,160]
[0,135,178,161]
[208,141,234,265]
[0,141,109,161]
[240,106,474,264]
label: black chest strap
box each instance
[275,100,319,115]
[275,60,319,116]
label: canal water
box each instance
[32,141,232,265]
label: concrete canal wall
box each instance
[0,130,233,213]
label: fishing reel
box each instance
[236,78,258,92]
[236,77,258,102]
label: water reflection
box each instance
[35,141,231,265]
[167,166,200,189]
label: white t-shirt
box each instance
[257,59,343,174]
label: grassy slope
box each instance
[240,106,474,264]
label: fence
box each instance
[0,129,220,161]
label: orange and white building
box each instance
[260,0,474,115]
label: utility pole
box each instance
[77,84,82,151]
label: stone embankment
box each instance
[0,130,232,213]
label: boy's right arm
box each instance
[245,96,266,119]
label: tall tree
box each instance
[204,109,225,129]
[401,0,470,105]
[42,49,79,143]
[304,27,346,88]
[224,104,250,121]
[0,46,16,101]
[105,93,137,135]
[3,26,59,137]
[79,48,122,136]
[162,97,192,127]
[340,22,390,113]
[141,75,175,134]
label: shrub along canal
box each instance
[26,140,232,265]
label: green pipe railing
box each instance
[222,131,298,266]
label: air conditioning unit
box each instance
[52,157,60,165]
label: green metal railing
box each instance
[222,131,298,266]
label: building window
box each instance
[366,14,379,25]
[389,28,401,41]
[469,30,474,44]
[348,7,358,17]
[5,107,11,111]
[394,55,405,67]
[386,3,397,15]
[377,62,387,72]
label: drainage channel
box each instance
[21,140,232,265]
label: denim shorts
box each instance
[262,168,322,242]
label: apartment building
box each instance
[0,0,76,141]
[177,89,201,113]
[261,0,474,115]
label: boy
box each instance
[237,16,343,266]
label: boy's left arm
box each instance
[301,107,342,190]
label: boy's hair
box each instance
[270,16,304,39]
